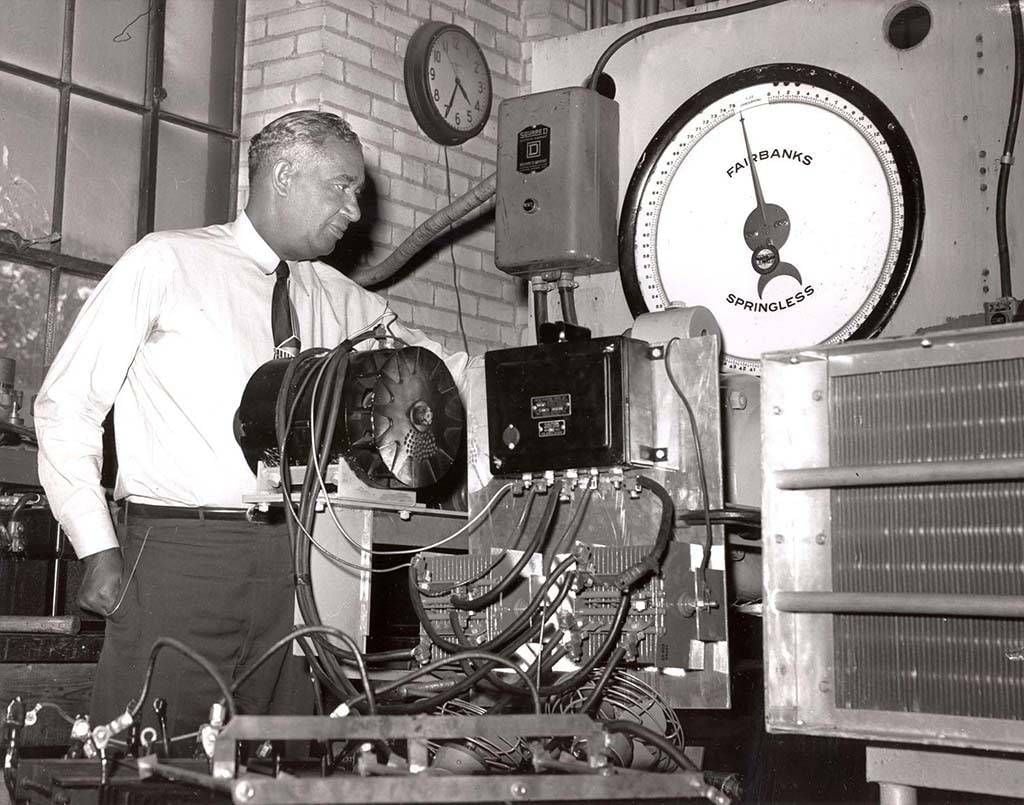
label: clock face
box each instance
[619,63,924,374]
[425,28,490,135]
[405,22,492,146]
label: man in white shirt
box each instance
[35,110,466,744]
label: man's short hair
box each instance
[248,110,360,184]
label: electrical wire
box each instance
[602,719,699,773]
[585,0,790,91]
[580,646,627,717]
[450,481,562,611]
[613,475,674,592]
[444,146,471,354]
[128,637,236,722]
[227,624,376,716]
[664,338,713,575]
[347,650,543,715]
[997,0,1024,298]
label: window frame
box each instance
[0,0,245,367]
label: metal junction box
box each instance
[494,87,619,278]
[485,335,652,475]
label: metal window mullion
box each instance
[138,0,167,240]
[229,0,247,217]
[43,0,77,367]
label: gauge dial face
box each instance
[619,64,924,374]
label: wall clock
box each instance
[619,63,924,374]
[404,21,492,146]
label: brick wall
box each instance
[240,1,701,355]
[241,0,553,356]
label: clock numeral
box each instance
[433,88,440,102]
[474,63,479,74]
[433,49,441,63]
[478,81,484,93]
[455,112,461,125]
[475,100,481,111]
[466,111,473,124]
[429,67,435,80]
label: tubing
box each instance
[774,591,1024,619]
[774,458,1024,489]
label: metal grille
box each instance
[830,358,1024,719]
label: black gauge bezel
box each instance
[404,21,493,147]
[618,62,925,356]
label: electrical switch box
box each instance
[494,87,619,278]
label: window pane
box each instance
[54,271,99,353]
[0,261,49,393]
[0,1,65,78]
[155,122,233,231]
[0,73,58,241]
[72,0,149,104]
[163,0,238,129]
[64,95,141,263]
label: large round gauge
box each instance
[619,63,924,374]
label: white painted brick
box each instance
[347,64,397,100]
[344,114,395,147]
[380,151,403,175]
[461,315,501,342]
[246,37,296,65]
[370,49,404,83]
[393,131,440,162]
[374,6,421,35]
[384,296,415,322]
[322,31,372,65]
[415,306,460,334]
[328,0,374,18]
[247,0,298,18]
[267,7,325,35]
[348,16,396,50]
[245,19,267,40]
[385,0,408,10]
[244,85,297,113]
[243,67,263,89]
[319,78,373,114]
[409,0,432,18]
[376,198,416,227]
[479,297,515,322]
[293,75,325,105]
[264,53,325,85]
[296,30,327,55]
[443,150,483,178]
[390,177,439,210]
[390,277,435,305]
[522,0,549,16]
[491,0,518,13]
[402,158,425,183]
[436,286,479,316]
[432,0,463,12]
[459,268,506,299]
[451,244,483,270]
[324,7,347,32]
[467,0,508,31]
[525,17,551,37]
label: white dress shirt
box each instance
[35,212,467,559]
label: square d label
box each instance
[517,125,550,173]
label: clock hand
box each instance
[455,76,472,106]
[739,112,773,247]
[443,83,458,119]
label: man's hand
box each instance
[77,547,124,616]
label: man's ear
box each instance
[271,159,293,197]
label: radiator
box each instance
[762,323,1024,751]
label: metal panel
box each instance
[530,0,1023,344]
[763,323,1024,750]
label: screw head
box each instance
[235,781,255,801]
[815,533,827,545]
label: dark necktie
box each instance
[272,260,300,359]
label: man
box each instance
[35,111,465,745]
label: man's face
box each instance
[284,136,365,260]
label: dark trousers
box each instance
[90,512,294,753]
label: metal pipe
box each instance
[624,0,642,20]
[774,591,1024,619]
[774,457,1024,489]
[594,0,607,28]
[644,0,661,14]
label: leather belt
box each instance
[123,502,284,524]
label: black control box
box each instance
[484,336,653,475]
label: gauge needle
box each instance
[739,113,772,247]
